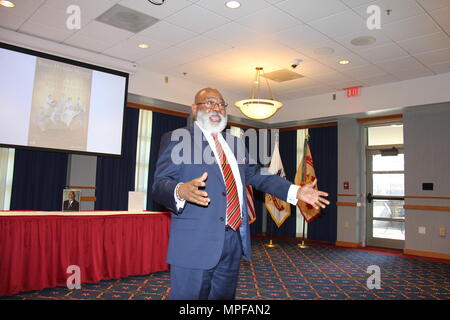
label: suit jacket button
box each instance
[222,191,226,196]
[219,217,224,222]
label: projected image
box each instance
[28,58,92,151]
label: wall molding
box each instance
[404,204,450,211]
[404,248,450,260]
[80,196,96,202]
[336,201,358,207]
[405,196,450,200]
[335,241,362,248]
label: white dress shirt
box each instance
[175,122,300,218]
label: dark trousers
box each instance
[169,227,242,300]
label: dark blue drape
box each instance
[147,112,187,211]
[266,129,297,237]
[307,125,338,243]
[95,107,139,210]
[10,149,68,211]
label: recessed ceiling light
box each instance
[225,1,241,9]
[350,36,376,46]
[138,43,150,49]
[314,47,335,55]
[339,60,350,65]
[0,1,15,7]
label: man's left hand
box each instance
[296,179,330,210]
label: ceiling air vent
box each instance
[261,69,304,83]
[96,4,159,33]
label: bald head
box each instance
[194,88,223,104]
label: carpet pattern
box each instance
[2,240,449,300]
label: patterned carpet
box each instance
[2,240,449,300]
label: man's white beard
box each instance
[197,110,227,133]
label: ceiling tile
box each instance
[358,42,410,62]
[0,11,28,30]
[394,65,434,80]
[296,59,337,77]
[195,0,271,20]
[381,14,441,41]
[67,20,133,45]
[0,0,45,17]
[359,74,398,86]
[203,22,267,48]
[275,0,348,23]
[24,4,73,31]
[165,4,231,34]
[103,35,172,62]
[272,24,331,50]
[308,10,367,38]
[429,6,450,33]
[375,56,427,72]
[353,0,423,25]
[137,21,197,47]
[416,0,450,11]
[138,35,232,70]
[299,39,370,68]
[235,6,302,34]
[64,34,114,53]
[414,47,450,65]
[118,0,192,19]
[44,0,115,24]
[341,64,388,79]
[397,32,450,55]
[334,29,392,53]
[308,70,355,83]
[340,0,377,8]
[19,20,74,42]
[426,60,450,74]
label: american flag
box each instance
[246,185,256,224]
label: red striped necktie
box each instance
[211,132,242,231]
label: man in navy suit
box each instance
[152,88,329,300]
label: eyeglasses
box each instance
[196,100,228,110]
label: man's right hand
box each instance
[177,172,210,207]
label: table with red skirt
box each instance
[0,211,171,296]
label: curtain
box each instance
[307,125,338,243]
[266,129,297,237]
[0,148,15,210]
[147,112,187,211]
[10,149,68,211]
[134,110,153,207]
[95,107,139,211]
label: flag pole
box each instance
[298,218,309,248]
[265,213,278,248]
[298,134,310,249]
[265,131,279,248]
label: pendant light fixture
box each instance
[234,67,283,120]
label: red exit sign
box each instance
[346,86,361,98]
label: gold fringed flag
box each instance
[265,139,291,227]
[246,185,256,224]
[295,137,320,222]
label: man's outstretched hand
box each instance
[296,179,330,210]
[178,172,210,207]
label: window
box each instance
[134,110,153,207]
[368,124,403,146]
[0,148,15,210]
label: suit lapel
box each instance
[190,125,225,186]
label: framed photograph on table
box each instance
[62,189,81,212]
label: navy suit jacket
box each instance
[152,125,292,269]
